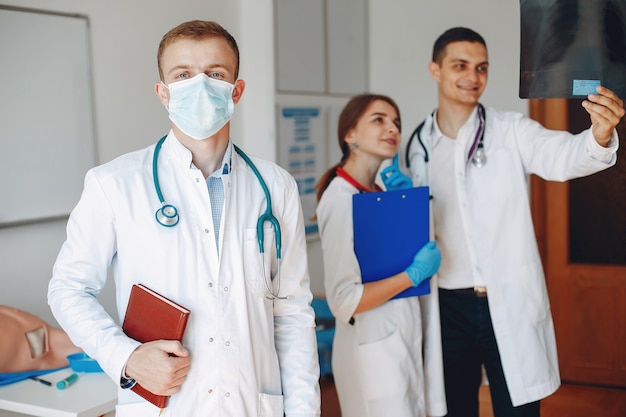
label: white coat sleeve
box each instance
[316,183,364,324]
[48,169,140,384]
[271,175,321,417]
[510,112,618,181]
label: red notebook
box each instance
[122,284,190,410]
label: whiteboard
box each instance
[0,6,96,226]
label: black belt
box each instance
[440,286,488,298]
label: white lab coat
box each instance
[404,107,618,406]
[316,178,447,417]
[48,133,321,417]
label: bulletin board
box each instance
[278,106,326,234]
[0,6,96,227]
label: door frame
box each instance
[529,99,626,387]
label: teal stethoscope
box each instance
[152,135,289,300]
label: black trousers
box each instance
[439,288,540,417]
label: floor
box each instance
[320,376,340,417]
[534,383,626,417]
[320,377,626,416]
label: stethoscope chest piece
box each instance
[470,104,487,168]
[153,136,180,227]
[156,204,179,227]
[472,145,487,168]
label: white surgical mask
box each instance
[163,73,235,140]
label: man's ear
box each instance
[232,79,246,104]
[155,82,169,107]
[428,61,441,83]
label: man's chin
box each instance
[458,93,482,104]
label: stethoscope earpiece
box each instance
[155,204,180,227]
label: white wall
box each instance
[0,0,525,325]
[369,0,526,132]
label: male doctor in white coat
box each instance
[403,27,624,417]
[48,20,320,417]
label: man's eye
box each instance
[208,72,223,79]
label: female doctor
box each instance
[48,20,320,417]
[315,94,447,417]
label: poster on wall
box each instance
[278,106,327,234]
[519,0,626,99]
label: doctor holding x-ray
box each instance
[403,26,624,417]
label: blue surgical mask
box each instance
[164,73,235,140]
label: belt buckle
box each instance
[473,286,487,298]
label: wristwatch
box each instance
[120,371,136,389]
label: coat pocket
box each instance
[259,392,284,417]
[243,226,277,297]
[115,401,163,417]
[357,327,410,401]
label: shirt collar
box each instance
[431,105,481,143]
[190,140,233,178]
[210,140,232,178]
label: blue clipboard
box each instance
[353,186,430,299]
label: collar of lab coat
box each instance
[429,105,481,152]
[162,130,233,177]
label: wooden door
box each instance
[530,99,626,388]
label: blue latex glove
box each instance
[406,241,441,287]
[380,154,413,190]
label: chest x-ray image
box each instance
[520,0,626,99]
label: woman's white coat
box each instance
[316,177,446,417]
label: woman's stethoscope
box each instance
[153,135,290,300]
[405,103,487,168]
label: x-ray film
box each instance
[520,0,626,99]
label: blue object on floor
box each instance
[312,297,335,377]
